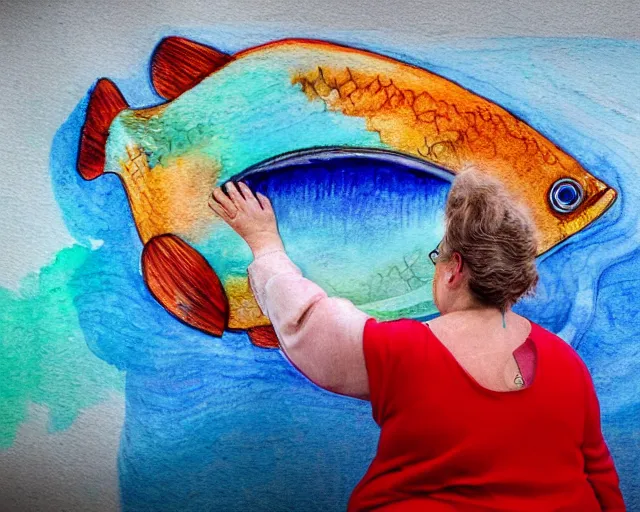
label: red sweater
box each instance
[348,318,625,511]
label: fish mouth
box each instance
[561,185,617,240]
[233,147,456,183]
[582,185,617,221]
[230,146,452,316]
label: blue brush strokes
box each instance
[193,149,448,314]
[51,33,640,511]
[237,151,449,311]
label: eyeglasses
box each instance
[429,246,440,265]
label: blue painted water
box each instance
[51,34,640,510]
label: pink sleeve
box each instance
[581,366,626,510]
[247,250,371,399]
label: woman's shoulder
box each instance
[363,317,432,359]
[531,322,578,353]
[530,322,592,376]
[364,317,428,341]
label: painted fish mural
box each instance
[77,36,617,349]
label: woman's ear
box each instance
[444,263,455,283]
[452,252,464,275]
[446,252,464,286]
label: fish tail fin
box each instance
[77,78,129,180]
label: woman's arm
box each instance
[247,249,370,398]
[208,182,371,399]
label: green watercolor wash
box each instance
[0,245,124,449]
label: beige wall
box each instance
[0,1,638,510]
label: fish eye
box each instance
[549,178,584,213]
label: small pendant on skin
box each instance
[514,374,524,388]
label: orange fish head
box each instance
[521,161,617,255]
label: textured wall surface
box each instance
[1,1,639,511]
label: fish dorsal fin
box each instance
[150,36,232,100]
[78,78,129,180]
[142,234,229,337]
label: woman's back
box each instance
[216,169,625,510]
[427,309,533,392]
[348,318,622,511]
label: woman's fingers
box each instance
[208,194,230,221]
[237,182,262,211]
[210,183,275,236]
[225,182,246,212]
[211,187,238,218]
[208,183,281,254]
[256,192,274,213]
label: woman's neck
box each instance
[446,303,527,334]
[445,293,495,315]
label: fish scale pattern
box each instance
[293,65,563,176]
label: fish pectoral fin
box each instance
[150,36,233,100]
[247,326,280,349]
[78,78,129,180]
[142,234,229,337]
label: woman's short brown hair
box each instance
[440,169,539,310]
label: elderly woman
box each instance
[209,170,624,511]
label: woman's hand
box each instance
[208,181,285,258]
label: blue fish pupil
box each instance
[558,184,578,205]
